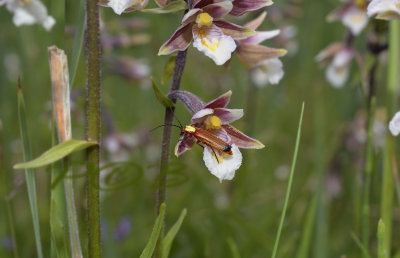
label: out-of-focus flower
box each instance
[2,0,55,31]
[3,53,21,82]
[367,0,400,20]
[389,111,400,136]
[114,216,132,242]
[235,12,287,87]
[102,32,151,51]
[101,0,149,15]
[158,0,269,65]
[274,25,298,56]
[316,43,354,88]
[169,90,264,182]
[105,56,150,85]
[327,0,369,35]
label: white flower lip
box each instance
[250,58,284,87]
[367,0,400,20]
[342,6,368,35]
[203,144,242,182]
[389,111,400,136]
[4,0,56,31]
[192,25,236,66]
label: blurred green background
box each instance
[1,0,398,257]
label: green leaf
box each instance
[140,203,166,258]
[271,102,305,258]
[14,139,97,169]
[151,77,175,108]
[17,83,44,258]
[161,208,187,258]
[142,0,187,14]
[378,219,386,258]
[162,55,176,84]
[227,238,241,258]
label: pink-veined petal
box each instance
[209,128,231,142]
[204,90,232,109]
[222,124,265,149]
[241,29,280,44]
[213,20,255,40]
[192,24,236,65]
[202,1,233,19]
[244,11,266,30]
[236,43,287,68]
[193,0,226,9]
[159,23,193,55]
[214,108,243,124]
[229,0,273,16]
[327,4,352,22]
[192,108,214,124]
[175,134,196,156]
[182,8,202,25]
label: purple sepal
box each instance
[204,90,232,109]
[222,124,264,149]
[168,90,206,114]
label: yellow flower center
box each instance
[205,115,221,130]
[196,13,213,28]
[21,0,32,5]
[354,0,364,7]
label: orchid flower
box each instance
[158,0,272,65]
[168,90,264,182]
[235,12,287,87]
[327,0,369,35]
[1,0,55,31]
[100,0,149,15]
[316,43,355,88]
[367,0,400,20]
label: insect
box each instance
[152,119,233,163]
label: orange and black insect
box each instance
[152,118,232,163]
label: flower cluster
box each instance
[169,90,264,182]
[159,0,278,65]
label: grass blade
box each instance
[227,238,241,258]
[161,208,187,258]
[296,196,317,258]
[378,219,386,258]
[17,79,44,258]
[271,102,305,258]
[69,0,86,87]
[140,203,166,258]
[351,232,371,258]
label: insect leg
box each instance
[211,147,220,164]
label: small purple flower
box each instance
[169,90,264,182]
[114,216,132,242]
[327,0,369,35]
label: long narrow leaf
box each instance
[140,203,167,258]
[17,80,44,258]
[14,139,97,169]
[271,102,305,258]
[161,208,187,258]
[69,0,86,86]
[378,219,386,258]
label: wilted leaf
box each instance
[14,139,97,169]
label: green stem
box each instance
[271,102,305,258]
[381,20,399,258]
[85,0,101,255]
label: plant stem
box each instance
[85,0,101,255]
[156,50,187,215]
[381,19,399,258]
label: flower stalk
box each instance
[85,0,102,255]
[156,50,187,215]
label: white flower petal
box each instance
[6,0,55,31]
[367,0,400,20]
[389,111,400,136]
[192,24,236,65]
[203,144,242,182]
[342,6,369,35]
[326,63,349,88]
[332,49,353,67]
[107,0,147,14]
[250,58,284,87]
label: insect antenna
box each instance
[150,124,181,132]
[168,107,184,128]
